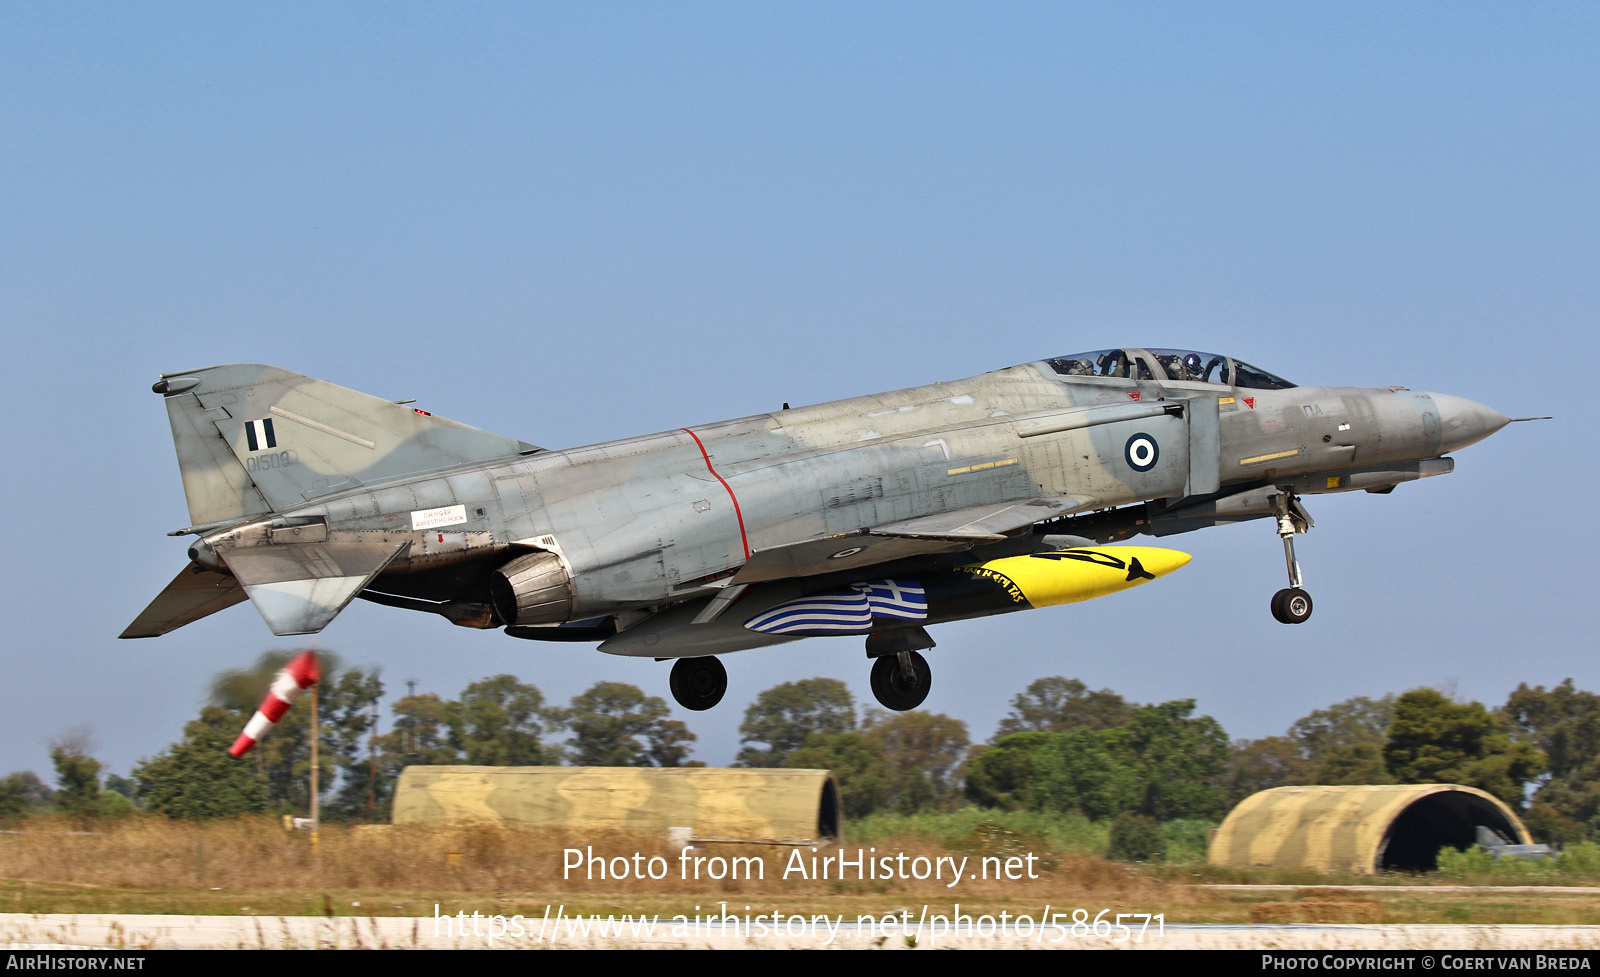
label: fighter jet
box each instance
[122,349,1519,712]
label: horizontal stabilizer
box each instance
[222,541,410,635]
[120,563,248,638]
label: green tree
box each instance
[964,730,1140,820]
[563,682,695,767]
[449,675,563,766]
[863,710,971,812]
[103,774,138,802]
[1107,699,1231,821]
[994,677,1135,738]
[0,772,52,819]
[1289,694,1396,782]
[1384,688,1544,810]
[50,738,104,818]
[965,733,1057,811]
[1223,694,1400,798]
[1312,741,1394,785]
[647,719,697,768]
[1521,802,1591,847]
[785,732,891,819]
[735,678,857,767]
[0,774,33,822]
[383,692,459,765]
[1502,679,1600,834]
[1225,736,1310,802]
[1107,812,1165,862]
[373,690,461,813]
[967,699,1230,821]
[134,707,269,818]
[1290,695,1396,757]
[321,668,387,819]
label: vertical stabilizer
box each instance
[153,364,538,525]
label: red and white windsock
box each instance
[229,651,321,758]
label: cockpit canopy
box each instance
[1046,348,1295,390]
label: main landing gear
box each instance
[1270,493,1314,625]
[665,632,939,713]
[669,656,727,711]
[865,627,935,711]
[870,652,931,711]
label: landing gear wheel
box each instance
[1271,588,1313,625]
[1266,493,1315,624]
[870,651,931,711]
[669,656,727,711]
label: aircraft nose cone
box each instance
[1429,393,1510,453]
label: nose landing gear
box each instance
[1270,493,1314,625]
[1272,586,1313,624]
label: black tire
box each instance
[1271,587,1313,625]
[870,651,931,711]
[669,656,727,711]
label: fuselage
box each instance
[252,351,1506,622]
[132,350,1515,709]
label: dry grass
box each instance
[6,818,1599,926]
[0,817,1184,917]
[1249,896,1385,924]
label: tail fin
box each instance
[154,364,538,525]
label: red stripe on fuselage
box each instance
[682,427,751,560]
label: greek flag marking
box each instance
[245,418,277,451]
[744,580,927,635]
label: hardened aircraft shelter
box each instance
[1208,784,1531,873]
[393,766,840,841]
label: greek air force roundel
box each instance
[1125,433,1159,472]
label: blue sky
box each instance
[1,3,1594,783]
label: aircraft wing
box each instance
[221,540,411,636]
[730,534,969,585]
[729,495,1096,586]
[871,495,1095,540]
[120,562,249,638]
